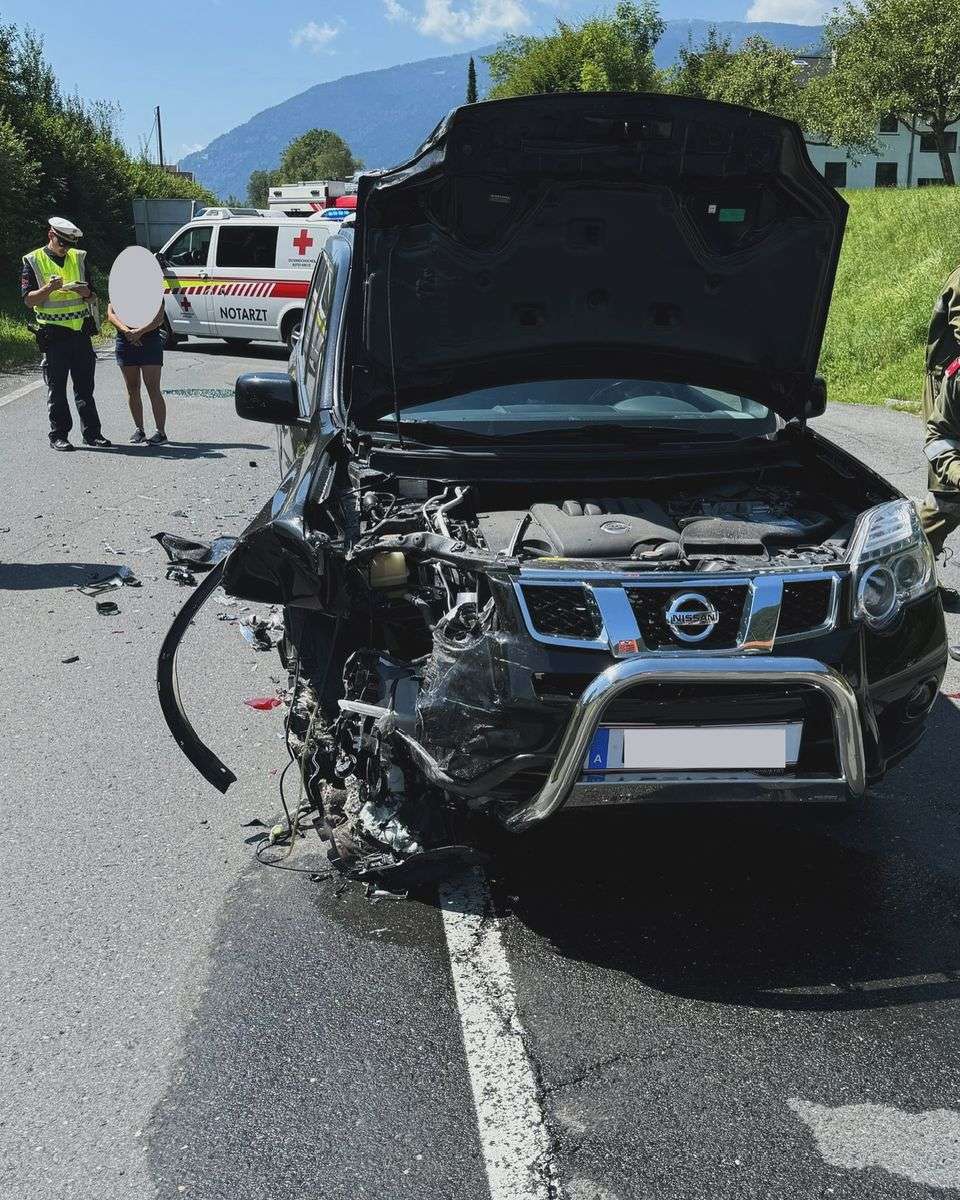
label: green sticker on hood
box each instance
[718,207,746,223]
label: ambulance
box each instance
[157,208,336,350]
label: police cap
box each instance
[48,217,83,243]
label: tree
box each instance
[815,0,960,184]
[669,33,808,124]
[466,56,478,104]
[277,128,362,183]
[247,168,279,208]
[667,28,736,99]
[485,1,664,99]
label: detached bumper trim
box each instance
[503,656,866,831]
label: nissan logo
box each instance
[665,591,720,643]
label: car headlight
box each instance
[848,500,935,629]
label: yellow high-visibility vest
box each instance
[24,246,89,331]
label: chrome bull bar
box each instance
[503,656,866,831]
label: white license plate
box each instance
[584,724,801,772]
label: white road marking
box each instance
[790,1097,960,1189]
[0,377,43,409]
[439,866,560,1200]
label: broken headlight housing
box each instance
[848,500,935,630]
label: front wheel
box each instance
[160,318,182,349]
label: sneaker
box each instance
[50,438,74,451]
[147,431,168,445]
[83,435,112,447]
[130,428,147,445]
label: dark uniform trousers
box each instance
[43,333,102,443]
[919,366,957,554]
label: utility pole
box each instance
[156,105,164,169]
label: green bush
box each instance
[820,187,960,408]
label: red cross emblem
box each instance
[293,229,314,255]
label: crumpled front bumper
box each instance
[503,656,866,831]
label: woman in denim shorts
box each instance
[107,302,168,444]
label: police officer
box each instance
[22,217,111,450]
[925,358,960,658]
[921,265,960,607]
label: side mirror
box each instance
[235,372,305,426]
[155,251,169,268]
[804,376,827,420]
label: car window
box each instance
[216,225,279,269]
[301,250,335,406]
[164,226,212,267]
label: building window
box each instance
[875,162,898,187]
[920,131,957,154]
[878,113,899,134]
[918,177,948,187]
[823,161,847,187]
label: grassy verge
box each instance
[0,281,38,371]
[819,187,960,411]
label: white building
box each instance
[805,118,960,190]
[796,54,959,188]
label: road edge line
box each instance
[0,378,43,409]
[439,866,561,1200]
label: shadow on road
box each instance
[76,441,268,460]
[170,342,288,362]
[491,696,960,1013]
[0,561,122,589]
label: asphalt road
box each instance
[1,343,959,1200]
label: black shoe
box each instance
[83,435,112,447]
[50,438,74,451]
[130,428,147,445]
[147,430,168,445]
[940,585,960,612]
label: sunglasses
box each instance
[52,233,74,246]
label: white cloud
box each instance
[290,21,340,52]
[745,0,830,22]
[397,0,529,43]
[179,142,205,156]
[384,0,412,22]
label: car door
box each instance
[160,224,215,336]
[210,223,279,342]
[280,241,347,474]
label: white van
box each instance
[158,208,335,350]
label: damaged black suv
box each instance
[160,94,947,874]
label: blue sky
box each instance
[3,0,828,162]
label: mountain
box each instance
[181,20,824,200]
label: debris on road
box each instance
[60,655,79,664]
[78,565,141,597]
[154,531,237,570]
[96,600,120,616]
[165,564,197,587]
[244,696,282,711]
[239,608,284,651]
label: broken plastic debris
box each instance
[153,532,237,571]
[238,608,284,651]
[61,655,79,664]
[243,696,282,711]
[77,565,141,597]
[96,600,120,616]
[166,564,197,587]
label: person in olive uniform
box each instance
[925,357,960,658]
[21,217,111,450]
[921,266,960,607]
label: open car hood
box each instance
[345,93,847,425]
